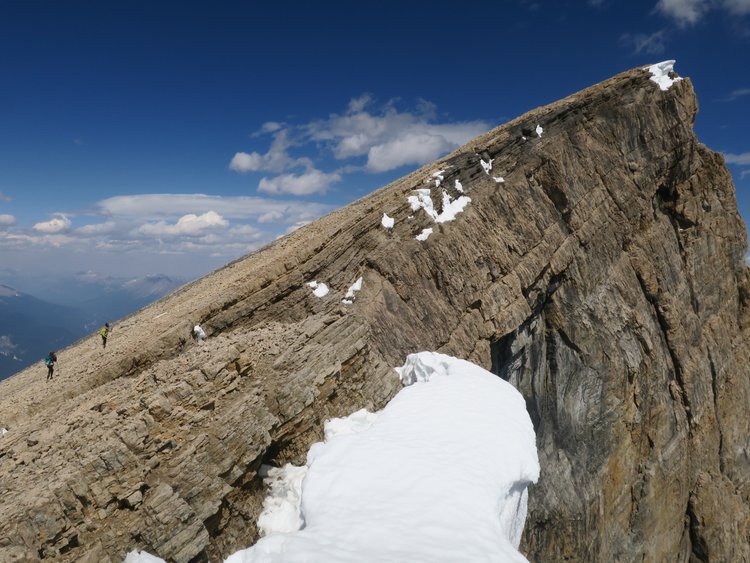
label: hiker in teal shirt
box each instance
[44,351,57,380]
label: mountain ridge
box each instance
[0,63,748,561]
[0,285,88,381]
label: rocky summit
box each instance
[1,64,748,562]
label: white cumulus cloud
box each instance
[724,152,750,165]
[33,214,71,233]
[258,210,284,224]
[655,0,710,26]
[655,0,750,25]
[229,129,312,173]
[137,211,228,237]
[305,97,488,172]
[261,121,283,133]
[233,96,489,193]
[258,169,341,196]
[229,151,265,172]
[366,133,457,173]
[347,94,373,113]
[229,224,263,240]
[0,214,16,227]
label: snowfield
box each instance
[127,352,539,562]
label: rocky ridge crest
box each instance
[1,64,748,561]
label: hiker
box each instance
[192,324,206,343]
[100,323,111,348]
[44,351,57,380]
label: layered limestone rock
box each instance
[1,64,748,562]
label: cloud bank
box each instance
[230,95,489,195]
[137,211,228,237]
[0,193,334,270]
[4,96,488,278]
[258,170,342,196]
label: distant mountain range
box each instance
[0,273,185,380]
[0,284,85,380]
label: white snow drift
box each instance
[306,281,329,298]
[645,60,682,91]
[341,277,363,305]
[222,351,539,562]
[407,188,471,226]
[126,352,538,562]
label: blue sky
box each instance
[1,0,749,283]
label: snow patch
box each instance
[480,158,493,174]
[408,189,471,225]
[437,192,471,223]
[306,281,329,298]
[408,188,437,219]
[645,60,682,91]
[494,176,505,183]
[381,213,394,229]
[536,124,543,137]
[124,551,166,563]
[256,464,308,535]
[416,227,433,241]
[0,428,7,437]
[432,169,445,187]
[341,276,363,305]
[455,179,463,192]
[225,352,539,563]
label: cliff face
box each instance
[1,65,748,562]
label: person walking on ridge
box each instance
[45,351,57,381]
[100,323,111,349]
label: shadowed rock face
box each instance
[1,66,748,562]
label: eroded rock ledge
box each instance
[1,65,748,562]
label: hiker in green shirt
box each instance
[100,323,110,348]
